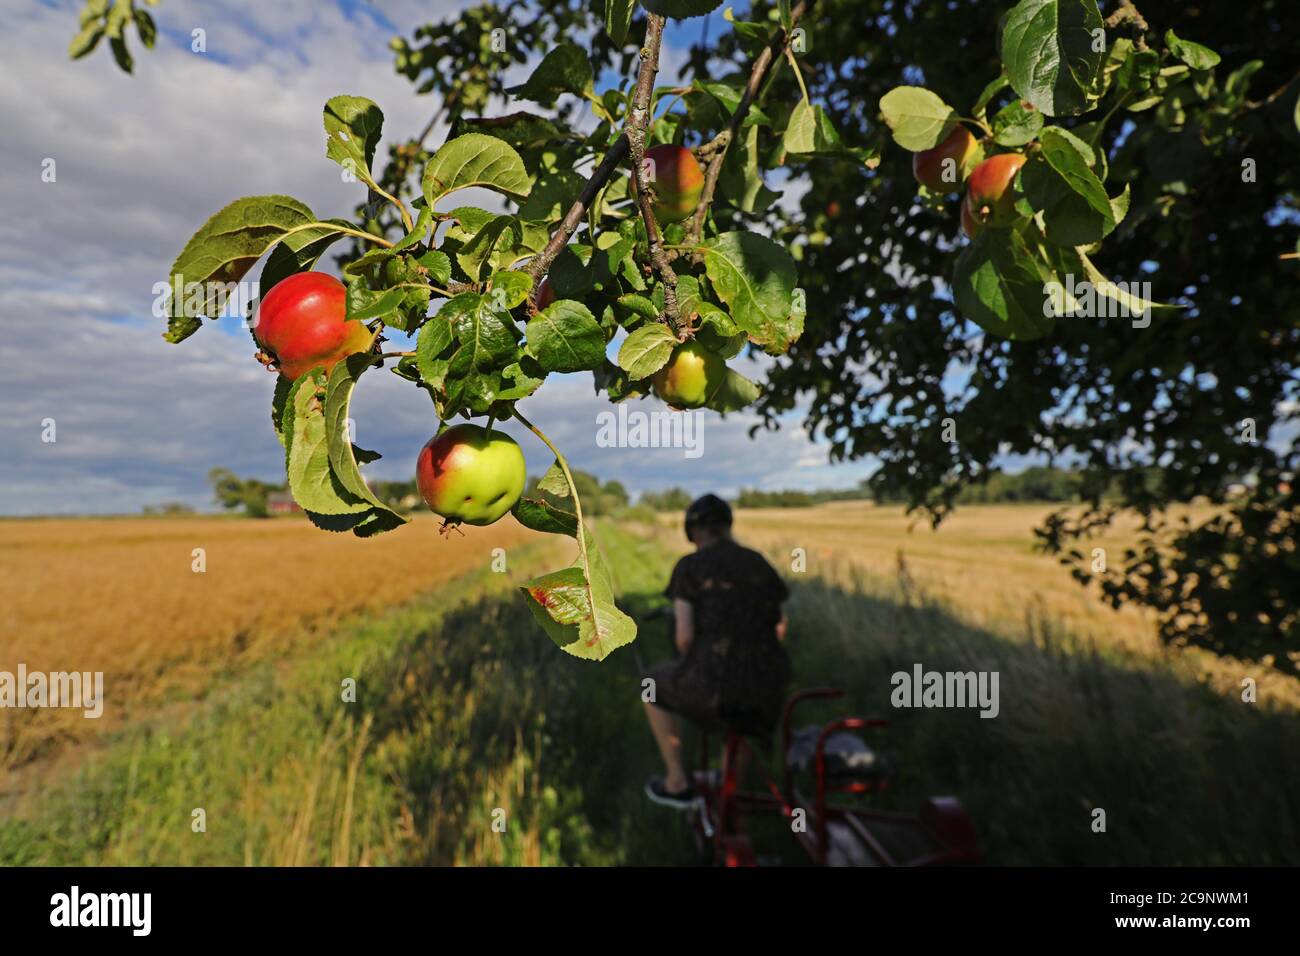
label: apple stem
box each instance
[511,407,592,590]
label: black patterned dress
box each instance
[644,538,792,737]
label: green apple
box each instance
[652,340,726,409]
[416,423,526,526]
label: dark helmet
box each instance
[684,493,732,541]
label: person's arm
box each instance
[673,598,694,655]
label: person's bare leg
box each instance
[644,701,689,791]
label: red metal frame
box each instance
[686,687,984,867]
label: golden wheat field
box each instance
[726,501,1300,710]
[0,514,551,769]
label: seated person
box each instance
[642,494,791,807]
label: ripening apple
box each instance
[652,340,726,410]
[912,125,978,193]
[416,423,527,526]
[253,272,373,380]
[964,153,1027,230]
[535,276,556,310]
[643,144,704,223]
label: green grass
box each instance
[3,521,1298,865]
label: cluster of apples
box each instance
[252,272,525,528]
[248,140,724,530]
[912,126,1025,238]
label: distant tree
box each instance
[207,467,284,518]
[639,488,693,512]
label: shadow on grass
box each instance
[365,559,1300,865]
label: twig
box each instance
[625,14,682,331]
[688,0,815,244]
[523,137,630,286]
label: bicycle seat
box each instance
[786,725,888,779]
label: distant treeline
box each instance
[191,465,1096,519]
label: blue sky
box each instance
[2,0,897,516]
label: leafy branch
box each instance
[688,0,816,244]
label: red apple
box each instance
[253,272,373,380]
[964,153,1027,229]
[642,144,704,223]
[535,276,556,310]
[912,126,978,193]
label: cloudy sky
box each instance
[0,0,879,516]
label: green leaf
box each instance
[992,100,1045,147]
[1165,29,1220,70]
[68,23,104,59]
[525,301,606,373]
[617,323,677,379]
[518,170,586,221]
[506,43,593,106]
[444,292,520,374]
[512,496,578,537]
[133,8,157,48]
[1001,0,1105,117]
[878,86,958,151]
[322,355,408,529]
[973,75,1011,118]
[283,370,372,518]
[640,0,723,18]
[1078,250,1181,318]
[260,218,354,296]
[165,195,319,343]
[700,232,800,353]
[393,203,434,253]
[537,461,571,498]
[614,293,653,319]
[488,270,533,310]
[1019,127,1117,246]
[604,0,636,46]
[109,34,132,73]
[418,249,452,286]
[416,314,454,386]
[422,134,532,207]
[706,367,760,412]
[324,96,385,192]
[271,375,293,448]
[521,538,637,661]
[783,101,845,155]
[952,227,1054,340]
[695,80,772,128]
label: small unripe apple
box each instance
[652,340,726,409]
[253,272,373,380]
[416,423,527,527]
[964,153,1027,229]
[912,125,978,194]
[535,276,556,310]
[642,144,704,223]
[961,199,982,240]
